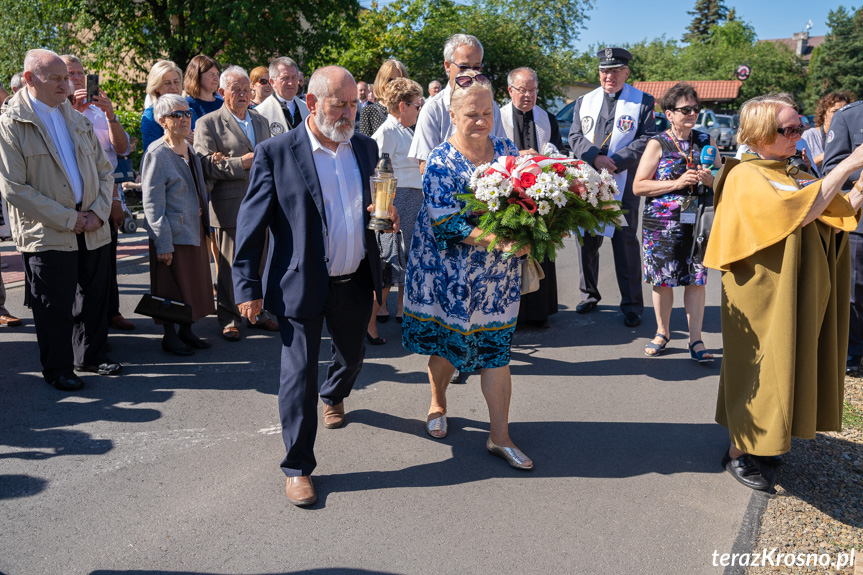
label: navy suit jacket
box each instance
[232,124,383,318]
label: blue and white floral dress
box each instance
[402,136,522,371]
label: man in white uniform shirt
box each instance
[408,33,506,174]
[254,56,309,137]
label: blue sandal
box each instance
[689,340,713,363]
[644,333,669,357]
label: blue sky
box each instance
[571,0,848,50]
[362,0,853,50]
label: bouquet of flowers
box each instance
[457,154,626,262]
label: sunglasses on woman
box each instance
[777,124,806,138]
[167,110,194,119]
[671,105,700,115]
[255,78,270,85]
[454,73,491,89]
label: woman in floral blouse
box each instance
[633,82,720,361]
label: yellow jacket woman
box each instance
[704,94,863,491]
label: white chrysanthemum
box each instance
[488,197,501,212]
[587,191,599,207]
[537,200,551,215]
[525,185,541,200]
[553,194,567,208]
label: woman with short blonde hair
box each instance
[142,60,198,152]
[705,93,863,491]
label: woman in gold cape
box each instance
[704,94,863,491]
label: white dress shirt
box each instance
[30,95,84,204]
[372,114,422,189]
[303,118,365,276]
[408,83,506,162]
[230,109,256,147]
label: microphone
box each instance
[700,145,717,169]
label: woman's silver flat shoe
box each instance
[487,438,533,470]
[426,414,447,438]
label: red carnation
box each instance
[520,172,537,188]
[553,163,566,176]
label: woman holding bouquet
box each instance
[633,83,720,361]
[401,70,534,470]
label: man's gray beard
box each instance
[315,108,354,142]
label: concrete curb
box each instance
[722,490,771,575]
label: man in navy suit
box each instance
[233,66,397,506]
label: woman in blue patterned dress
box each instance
[402,70,533,470]
[633,83,720,361]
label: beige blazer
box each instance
[193,106,270,228]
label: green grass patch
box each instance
[842,400,863,431]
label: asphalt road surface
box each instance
[0,232,751,575]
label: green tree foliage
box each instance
[327,0,591,108]
[805,6,863,110]
[595,21,805,109]
[0,0,76,82]
[2,0,360,105]
[683,0,730,44]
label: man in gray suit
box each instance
[194,65,275,341]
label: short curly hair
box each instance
[659,82,699,113]
[814,91,855,127]
[384,78,422,115]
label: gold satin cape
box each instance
[703,159,859,455]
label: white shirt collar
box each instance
[30,93,62,115]
[275,93,295,107]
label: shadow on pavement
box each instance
[91,570,403,575]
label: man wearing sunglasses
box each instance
[569,47,657,328]
[408,33,506,175]
[0,49,121,391]
[255,56,309,138]
[823,98,863,375]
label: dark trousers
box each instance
[24,234,111,382]
[277,259,374,477]
[577,190,644,315]
[849,232,863,357]
[106,224,120,318]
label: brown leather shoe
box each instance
[285,476,316,506]
[222,326,241,341]
[322,401,345,429]
[250,318,279,332]
[0,314,22,327]
[109,314,135,330]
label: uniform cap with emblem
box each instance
[597,47,632,69]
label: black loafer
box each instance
[576,301,597,314]
[49,373,84,391]
[623,312,642,327]
[722,451,770,491]
[752,454,784,467]
[76,360,122,376]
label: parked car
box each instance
[714,114,738,150]
[554,100,668,154]
[695,109,734,150]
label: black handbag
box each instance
[690,200,714,264]
[134,294,193,325]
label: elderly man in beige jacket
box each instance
[0,49,120,391]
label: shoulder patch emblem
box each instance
[827,130,835,143]
[616,115,634,134]
[581,116,595,134]
[270,122,285,136]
